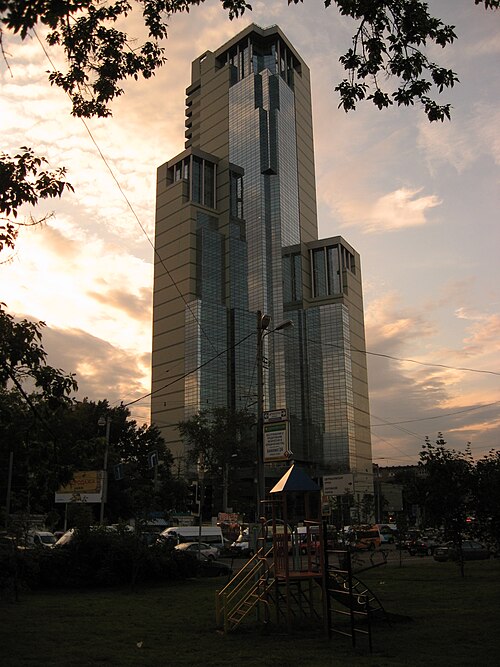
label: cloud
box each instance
[41,324,151,423]
[367,188,441,232]
[88,286,151,321]
[3,215,152,354]
[365,293,436,352]
[456,310,500,358]
[417,102,500,174]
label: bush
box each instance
[13,529,199,590]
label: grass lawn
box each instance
[1,558,499,666]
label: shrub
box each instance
[13,529,199,590]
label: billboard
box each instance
[55,471,104,504]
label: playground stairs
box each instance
[215,548,275,633]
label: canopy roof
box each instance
[270,465,320,494]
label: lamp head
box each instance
[275,319,293,332]
[261,314,271,330]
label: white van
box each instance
[160,526,224,552]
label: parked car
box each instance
[344,528,381,551]
[433,540,493,562]
[196,553,233,578]
[408,534,441,556]
[174,541,220,560]
[399,530,421,551]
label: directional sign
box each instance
[264,408,288,423]
[323,473,354,497]
[264,421,291,462]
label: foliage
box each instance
[393,435,500,561]
[0,308,182,525]
[178,406,255,512]
[179,406,254,473]
[1,1,498,122]
[418,434,473,539]
[0,0,251,119]
[0,303,77,413]
[0,147,73,259]
[13,528,197,590]
[0,393,182,524]
[0,305,78,521]
[472,449,500,552]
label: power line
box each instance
[123,330,256,407]
[32,28,220,359]
[281,330,500,378]
[31,30,500,446]
[371,400,500,426]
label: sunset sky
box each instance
[2,0,499,466]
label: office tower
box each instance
[152,24,373,494]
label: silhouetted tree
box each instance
[2,1,497,122]
[178,407,255,513]
[472,449,500,553]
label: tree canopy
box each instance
[0,148,74,260]
[0,302,77,413]
[1,2,497,256]
[1,1,498,122]
[178,406,256,515]
[0,393,182,525]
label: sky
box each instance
[1,0,499,467]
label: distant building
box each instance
[151,24,373,493]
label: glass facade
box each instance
[227,43,301,414]
[153,25,372,482]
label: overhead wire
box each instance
[32,28,220,361]
[30,29,500,455]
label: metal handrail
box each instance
[216,546,274,631]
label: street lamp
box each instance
[98,415,111,525]
[256,311,293,518]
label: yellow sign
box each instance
[55,471,103,504]
[57,471,102,494]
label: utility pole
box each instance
[98,416,111,525]
[5,451,13,529]
[255,312,293,521]
[256,311,270,520]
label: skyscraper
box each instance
[152,24,373,494]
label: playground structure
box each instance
[215,465,388,650]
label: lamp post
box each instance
[256,311,293,519]
[98,415,111,525]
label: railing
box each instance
[215,546,275,633]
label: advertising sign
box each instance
[55,471,103,504]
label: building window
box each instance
[327,245,341,294]
[221,35,300,90]
[311,243,355,297]
[283,252,302,303]
[192,156,203,204]
[168,157,190,186]
[312,248,327,298]
[204,161,215,208]
[341,245,355,274]
[230,171,243,219]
